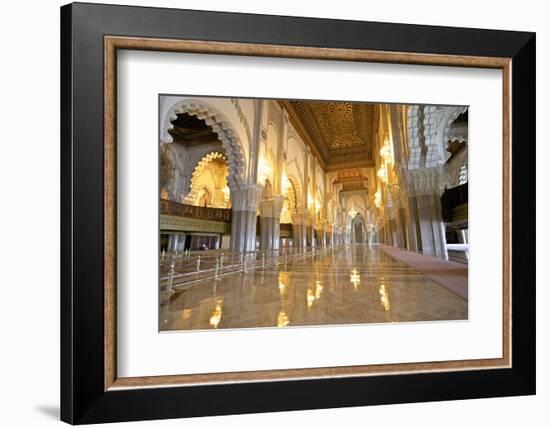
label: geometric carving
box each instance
[161,99,246,189]
[283,100,376,168]
[407,105,467,170]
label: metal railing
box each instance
[159,246,329,292]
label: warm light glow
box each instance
[350,269,360,290]
[281,174,290,195]
[307,289,315,308]
[380,136,393,163]
[277,310,290,327]
[209,300,223,328]
[348,205,358,218]
[307,280,323,308]
[315,280,323,300]
[279,281,287,298]
[379,284,391,311]
[182,308,192,320]
[380,145,391,159]
[377,166,387,183]
[222,185,230,202]
[307,193,314,211]
[374,190,382,208]
[278,272,289,299]
[258,156,272,183]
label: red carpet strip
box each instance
[379,245,468,300]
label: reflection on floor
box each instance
[160,245,468,331]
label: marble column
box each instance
[404,168,448,260]
[406,196,420,252]
[172,234,179,252]
[230,184,264,252]
[292,215,306,249]
[415,193,448,260]
[259,195,285,251]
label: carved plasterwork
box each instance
[407,105,468,170]
[160,214,230,234]
[406,167,444,196]
[230,98,252,143]
[184,152,231,208]
[161,99,246,189]
[230,184,264,212]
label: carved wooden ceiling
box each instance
[282,100,377,171]
[169,113,220,146]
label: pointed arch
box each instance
[286,174,303,216]
[160,99,246,189]
[184,151,231,208]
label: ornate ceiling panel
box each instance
[169,113,220,146]
[283,100,377,170]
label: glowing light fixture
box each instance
[258,157,272,183]
[380,143,392,160]
[307,192,314,211]
[374,190,382,208]
[377,166,387,183]
[281,174,290,195]
[380,135,393,162]
[348,205,358,218]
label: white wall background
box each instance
[0,0,546,427]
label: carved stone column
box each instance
[230,184,263,252]
[259,195,285,251]
[291,214,305,249]
[407,168,448,260]
[406,196,420,252]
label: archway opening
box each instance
[184,152,231,209]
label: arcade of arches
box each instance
[159,96,469,330]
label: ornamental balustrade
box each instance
[160,199,232,223]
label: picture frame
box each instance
[60,2,535,424]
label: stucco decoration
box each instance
[230,98,252,143]
[406,167,445,196]
[407,105,468,169]
[161,100,246,189]
[286,174,303,216]
[184,152,231,208]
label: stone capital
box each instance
[230,183,264,211]
[259,195,286,218]
[405,167,444,197]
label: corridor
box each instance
[160,245,467,331]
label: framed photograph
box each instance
[61,2,536,424]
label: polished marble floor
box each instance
[160,245,468,331]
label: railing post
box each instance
[214,258,219,280]
[262,253,266,269]
[167,262,175,293]
[196,255,201,272]
[220,253,224,269]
